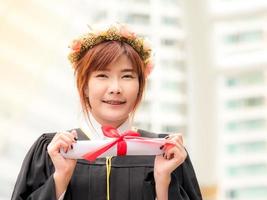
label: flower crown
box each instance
[68,24,153,77]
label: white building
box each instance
[212,0,267,199]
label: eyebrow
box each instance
[98,68,136,72]
[121,68,135,73]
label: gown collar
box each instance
[80,113,132,140]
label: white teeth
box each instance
[103,100,125,105]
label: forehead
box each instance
[97,54,136,71]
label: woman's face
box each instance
[86,55,139,128]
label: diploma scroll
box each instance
[61,138,166,160]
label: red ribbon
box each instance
[82,125,141,161]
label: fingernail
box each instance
[160,145,163,150]
[71,145,73,149]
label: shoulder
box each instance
[34,132,56,145]
[37,128,83,141]
[29,129,70,151]
[26,132,57,157]
[35,128,88,144]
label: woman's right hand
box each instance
[47,130,78,198]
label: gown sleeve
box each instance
[143,154,202,200]
[170,154,202,200]
[139,129,202,200]
[11,133,57,200]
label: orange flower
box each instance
[70,39,82,52]
[119,25,136,39]
[145,61,154,78]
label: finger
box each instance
[164,153,168,160]
[50,132,69,146]
[168,142,185,154]
[49,133,61,145]
[57,134,76,152]
[56,133,77,144]
[48,131,77,155]
[163,141,180,151]
[70,129,78,141]
[166,133,183,142]
[165,143,185,160]
[168,134,183,144]
[48,140,70,155]
[172,147,187,162]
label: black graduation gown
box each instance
[11,129,202,200]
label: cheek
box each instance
[128,82,139,100]
[87,81,102,104]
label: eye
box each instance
[123,75,133,78]
[96,73,108,78]
[122,73,136,79]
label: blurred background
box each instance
[1,0,267,199]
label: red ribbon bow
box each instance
[82,125,141,161]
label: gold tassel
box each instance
[106,156,113,200]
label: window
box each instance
[224,30,263,45]
[161,80,186,93]
[161,38,180,48]
[160,102,186,115]
[226,187,267,199]
[226,71,264,87]
[226,141,266,154]
[227,163,267,177]
[226,119,266,132]
[125,13,150,25]
[161,16,180,27]
[160,59,185,72]
[226,96,265,109]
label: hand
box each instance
[154,134,187,181]
[47,130,78,177]
[47,130,78,198]
[153,134,187,200]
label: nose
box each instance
[108,78,122,94]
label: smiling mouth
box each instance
[102,100,126,105]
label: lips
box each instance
[102,100,126,105]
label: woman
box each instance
[12,24,202,200]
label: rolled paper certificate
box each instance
[61,138,167,160]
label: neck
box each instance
[81,112,133,140]
[90,113,129,129]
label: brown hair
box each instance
[73,40,146,118]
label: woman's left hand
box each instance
[154,134,187,182]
